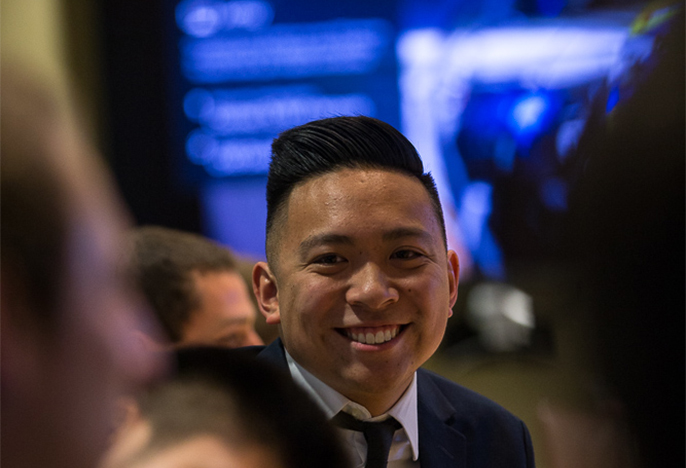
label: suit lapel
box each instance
[417,371,466,468]
[256,338,289,370]
[258,342,467,466]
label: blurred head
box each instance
[548,11,685,468]
[130,226,263,348]
[100,348,351,468]
[1,65,165,468]
[100,379,284,468]
[254,116,459,415]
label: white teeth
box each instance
[346,326,400,344]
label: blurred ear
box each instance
[447,250,460,313]
[252,262,281,325]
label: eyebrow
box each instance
[298,227,434,258]
[298,233,354,258]
[382,227,433,242]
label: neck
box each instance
[284,349,414,417]
[341,381,411,417]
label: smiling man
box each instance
[252,116,535,468]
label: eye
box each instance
[313,253,346,265]
[391,249,422,260]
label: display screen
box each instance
[106,0,668,279]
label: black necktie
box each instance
[331,411,402,468]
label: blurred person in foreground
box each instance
[251,115,535,467]
[100,348,351,468]
[129,226,264,348]
[1,64,166,468]
[539,9,684,468]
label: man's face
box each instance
[181,271,264,348]
[258,168,459,413]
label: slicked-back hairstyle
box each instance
[265,116,446,262]
[129,226,238,342]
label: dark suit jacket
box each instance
[254,339,535,468]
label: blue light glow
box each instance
[184,86,375,136]
[536,0,566,18]
[437,25,630,88]
[606,86,620,113]
[555,118,586,160]
[460,181,493,254]
[510,94,548,133]
[183,88,215,121]
[187,131,272,176]
[457,181,505,279]
[540,177,567,211]
[180,18,393,83]
[476,229,505,280]
[204,138,272,177]
[177,0,274,37]
[177,0,222,38]
[186,129,219,165]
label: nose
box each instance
[345,262,399,310]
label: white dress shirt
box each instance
[286,350,420,468]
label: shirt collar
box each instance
[285,350,420,461]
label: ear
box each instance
[252,262,281,325]
[446,250,460,315]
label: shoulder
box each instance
[417,368,498,406]
[417,368,535,466]
[232,344,266,358]
[417,367,529,428]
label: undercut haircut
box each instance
[129,226,238,342]
[265,116,446,263]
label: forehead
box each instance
[281,168,441,245]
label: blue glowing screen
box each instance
[166,0,660,277]
[174,0,398,179]
[169,0,401,258]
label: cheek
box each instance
[286,276,337,314]
[406,274,452,322]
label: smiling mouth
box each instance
[337,325,405,345]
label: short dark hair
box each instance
[129,226,238,342]
[129,348,351,468]
[265,116,446,262]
